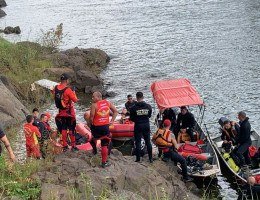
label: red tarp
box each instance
[151,78,204,110]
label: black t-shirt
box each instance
[0,126,5,155]
[130,101,152,124]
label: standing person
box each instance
[125,94,136,113]
[89,91,118,168]
[176,106,196,141]
[53,73,78,152]
[152,119,192,182]
[32,108,40,128]
[0,124,16,162]
[38,114,50,159]
[23,115,41,159]
[235,111,252,166]
[130,92,153,163]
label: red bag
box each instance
[249,146,257,158]
[178,143,202,154]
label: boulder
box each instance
[84,85,116,97]
[0,0,7,7]
[40,183,69,200]
[0,79,28,127]
[0,8,6,18]
[36,150,199,200]
[3,26,21,34]
[44,67,75,80]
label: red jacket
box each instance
[23,123,41,146]
[53,83,78,118]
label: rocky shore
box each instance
[37,149,199,200]
[0,0,7,18]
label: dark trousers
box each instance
[134,123,152,161]
[164,148,188,178]
[235,142,251,166]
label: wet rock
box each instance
[0,0,7,7]
[36,150,199,200]
[0,79,29,127]
[76,69,101,87]
[0,8,6,17]
[1,26,21,34]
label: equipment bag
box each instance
[54,86,68,109]
[178,143,202,154]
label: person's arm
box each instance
[129,107,135,122]
[1,135,16,162]
[177,132,181,143]
[171,136,178,149]
[109,102,118,125]
[148,104,152,118]
[89,103,96,125]
[189,113,196,130]
[68,88,78,103]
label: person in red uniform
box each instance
[23,115,41,159]
[90,91,118,168]
[0,124,16,162]
[53,73,79,152]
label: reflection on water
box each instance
[1,0,260,198]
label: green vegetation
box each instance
[0,156,41,199]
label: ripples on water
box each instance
[1,0,260,199]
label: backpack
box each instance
[152,129,171,147]
[178,143,202,154]
[54,86,68,109]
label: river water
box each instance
[1,0,260,199]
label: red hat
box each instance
[163,119,171,127]
[45,112,51,120]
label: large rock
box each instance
[45,48,110,91]
[1,26,21,34]
[37,150,199,200]
[0,79,28,127]
[0,8,6,17]
[0,0,7,7]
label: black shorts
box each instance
[55,116,76,132]
[91,125,110,139]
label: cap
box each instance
[45,112,51,120]
[60,73,70,80]
[163,119,171,127]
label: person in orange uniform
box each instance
[23,115,41,159]
[53,73,79,152]
[90,91,118,168]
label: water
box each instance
[1,0,260,199]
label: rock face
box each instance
[45,47,110,94]
[37,150,199,200]
[0,0,7,7]
[0,78,29,127]
[0,26,21,34]
[0,8,6,18]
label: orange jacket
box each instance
[24,123,41,146]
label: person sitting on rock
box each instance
[153,119,193,182]
[23,115,41,159]
[0,124,16,162]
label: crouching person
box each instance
[23,115,41,159]
[152,119,193,182]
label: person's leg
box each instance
[68,117,76,148]
[243,148,251,165]
[170,150,188,178]
[236,143,250,166]
[142,124,153,161]
[99,125,111,167]
[134,125,142,162]
[60,117,69,149]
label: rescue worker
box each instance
[0,124,16,162]
[130,92,153,163]
[176,106,196,142]
[23,115,41,159]
[53,73,78,152]
[89,91,118,168]
[38,114,50,159]
[154,119,193,182]
[32,108,40,128]
[234,111,252,166]
[125,94,136,113]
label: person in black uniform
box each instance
[176,106,196,142]
[130,92,153,163]
[125,94,136,113]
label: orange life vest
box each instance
[93,99,110,126]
